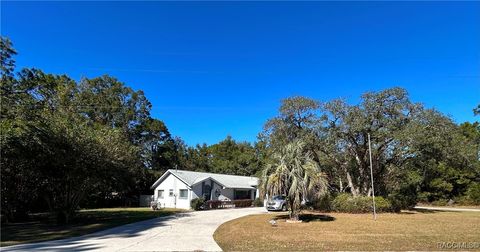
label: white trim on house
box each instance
[151,170,192,190]
[191,176,226,188]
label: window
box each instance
[202,184,212,200]
[158,190,164,199]
[179,189,188,199]
[234,189,251,200]
[169,189,174,197]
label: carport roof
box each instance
[151,169,259,190]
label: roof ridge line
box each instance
[169,169,258,178]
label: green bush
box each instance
[388,185,418,212]
[431,199,448,206]
[332,194,365,213]
[332,193,392,213]
[253,198,264,207]
[312,194,333,211]
[453,195,474,205]
[191,198,205,211]
[466,183,480,204]
[417,192,430,203]
[375,197,392,212]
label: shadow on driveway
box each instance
[2,212,192,252]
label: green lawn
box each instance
[214,210,480,251]
[1,207,183,247]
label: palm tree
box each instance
[261,140,328,220]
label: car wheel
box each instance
[282,204,287,211]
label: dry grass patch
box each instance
[214,210,480,251]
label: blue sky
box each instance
[2,1,479,145]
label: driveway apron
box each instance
[3,207,266,252]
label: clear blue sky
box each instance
[2,1,479,145]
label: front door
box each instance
[203,183,211,200]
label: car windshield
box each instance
[272,196,285,200]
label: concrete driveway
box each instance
[3,207,266,252]
[414,206,480,212]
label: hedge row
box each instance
[190,198,255,210]
[331,194,392,213]
[311,193,397,213]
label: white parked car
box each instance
[266,195,288,211]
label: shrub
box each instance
[417,192,430,203]
[233,199,253,208]
[431,199,448,206]
[191,198,205,211]
[332,194,365,213]
[453,195,473,205]
[374,197,392,212]
[205,200,223,209]
[311,194,333,211]
[253,198,264,207]
[466,183,480,205]
[332,193,392,213]
[388,185,418,212]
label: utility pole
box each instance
[368,133,377,221]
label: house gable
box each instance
[150,170,192,190]
[152,173,192,209]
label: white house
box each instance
[150,169,260,209]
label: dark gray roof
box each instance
[151,169,259,189]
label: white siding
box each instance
[153,173,191,209]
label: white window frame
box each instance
[179,189,188,199]
[158,190,164,199]
[169,189,174,197]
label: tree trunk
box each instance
[345,171,358,197]
[288,201,299,220]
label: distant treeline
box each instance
[1,37,479,223]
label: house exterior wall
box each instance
[191,183,202,200]
[212,182,237,201]
[153,173,191,209]
[219,186,234,201]
[191,179,233,201]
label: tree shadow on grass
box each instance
[400,208,455,214]
[274,213,336,222]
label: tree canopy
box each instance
[261,88,480,208]
[0,37,265,222]
[0,38,168,222]
[1,36,479,222]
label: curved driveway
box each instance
[4,207,266,252]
